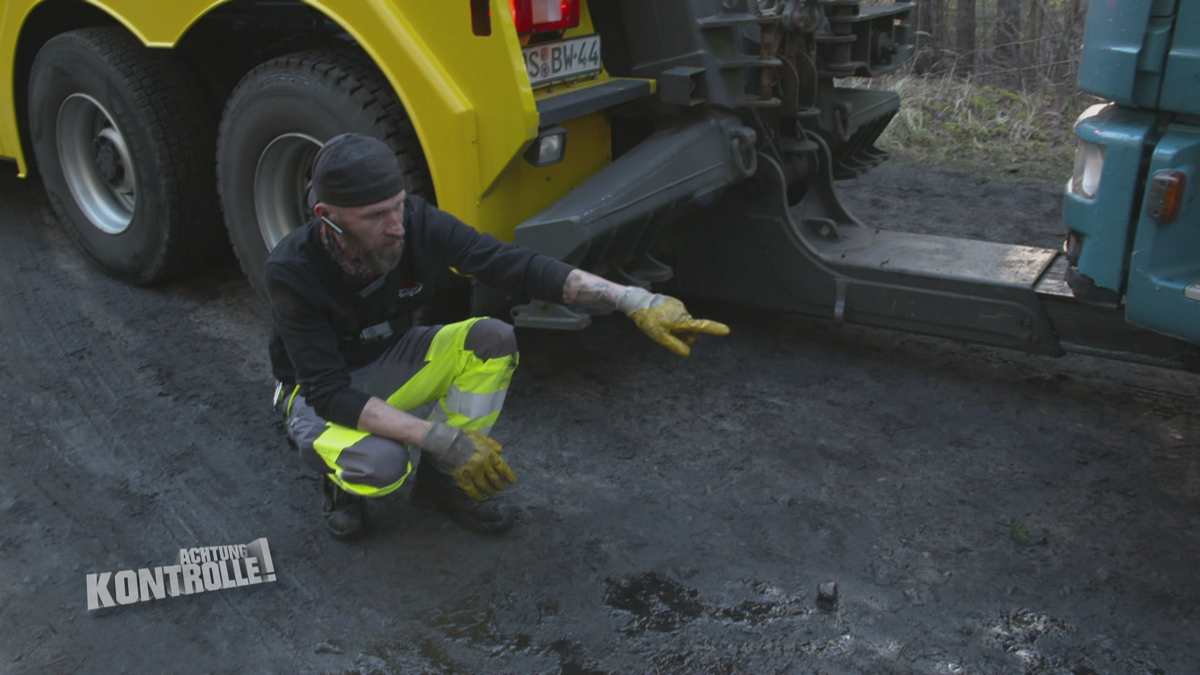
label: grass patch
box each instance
[842,74,1099,187]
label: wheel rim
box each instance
[56,94,137,235]
[254,133,322,251]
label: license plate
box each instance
[523,34,602,88]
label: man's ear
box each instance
[313,204,345,234]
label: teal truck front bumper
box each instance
[1064,103,1200,344]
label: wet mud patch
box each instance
[546,639,610,675]
[604,572,809,636]
[359,605,617,675]
[714,598,786,624]
[603,571,704,634]
[713,580,808,625]
[362,574,819,673]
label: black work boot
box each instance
[320,474,368,542]
[411,455,516,533]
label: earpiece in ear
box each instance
[320,215,344,234]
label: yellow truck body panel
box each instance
[0,0,642,241]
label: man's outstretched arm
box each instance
[560,268,625,310]
[560,268,731,357]
[422,200,730,356]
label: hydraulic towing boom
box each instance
[508,0,1200,372]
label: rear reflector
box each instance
[1146,170,1187,224]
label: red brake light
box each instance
[509,0,532,35]
[510,0,580,35]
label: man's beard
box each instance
[342,231,404,275]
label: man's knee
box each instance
[336,436,411,490]
[464,318,517,360]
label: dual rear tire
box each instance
[28,29,431,297]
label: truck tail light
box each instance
[1146,170,1187,224]
[510,0,580,35]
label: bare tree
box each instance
[914,0,948,73]
[1024,0,1046,87]
[894,0,1088,92]
[995,0,1022,78]
[955,0,977,71]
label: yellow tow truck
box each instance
[1,0,651,297]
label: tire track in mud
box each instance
[0,177,326,673]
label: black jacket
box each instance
[265,195,574,428]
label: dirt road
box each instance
[0,165,1196,674]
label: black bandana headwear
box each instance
[307,133,404,209]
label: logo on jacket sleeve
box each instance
[397,281,424,299]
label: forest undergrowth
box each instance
[844,72,1099,188]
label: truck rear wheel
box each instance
[28,27,222,284]
[216,50,432,298]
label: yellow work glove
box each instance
[616,287,731,357]
[419,422,517,501]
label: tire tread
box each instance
[216,49,433,292]
[32,27,222,283]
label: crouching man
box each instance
[266,133,729,541]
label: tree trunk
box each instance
[995,0,1022,84]
[955,0,977,72]
[914,0,947,73]
[1025,0,1045,88]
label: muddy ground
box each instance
[0,163,1196,675]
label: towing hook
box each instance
[730,127,759,179]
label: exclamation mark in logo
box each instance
[259,540,275,582]
[247,538,276,583]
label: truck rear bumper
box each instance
[513,110,757,272]
[534,78,654,127]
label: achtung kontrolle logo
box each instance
[86,538,276,611]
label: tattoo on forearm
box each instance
[562,270,621,310]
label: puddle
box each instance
[383,574,806,671]
[604,572,704,634]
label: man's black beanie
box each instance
[308,133,405,209]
